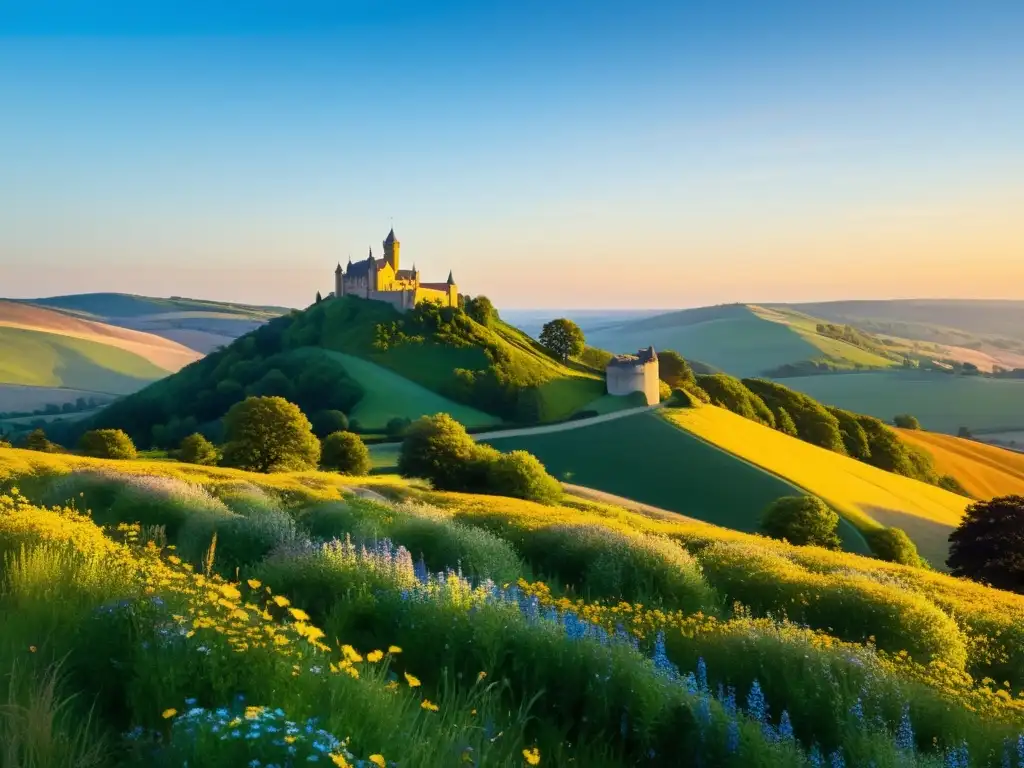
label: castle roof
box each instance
[384,228,398,245]
[395,269,417,280]
[447,270,455,285]
[344,257,386,278]
[419,282,451,291]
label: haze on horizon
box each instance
[1,0,1022,310]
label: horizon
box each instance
[2,1,1023,308]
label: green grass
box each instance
[321,351,502,430]
[23,293,289,320]
[477,411,871,553]
[0,326,170,394]
[779,371,1024,434]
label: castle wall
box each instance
[414,286,457,307]
[367,289,416,312]
[606,360,659,405]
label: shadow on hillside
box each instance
[864,504,956,570]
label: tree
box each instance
[220,396,321,473]
[386,416,412,438]
[78,429,137,460]
[760,496,841,549]
[310,409,349,439]
[464,295,497,326]
[947,496,1024,592]
[893,414,921,430]
[320,431,371,475]
[774,407,798,437]
[397,414,482,490]
[486,450,562,504]
[658,350,695,388]
[179,432,219,466]
[539,318,585,362]
[25,428,55,453]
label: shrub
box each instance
[178,432,218,465]
[742,379,844,453]
[220,396,321,473]
[310,409,349,439]
[827,407,872,462]
[385,416,412,438]
[948,495,1024,593]
[24,428,56,453]
[538,318,585,361]
[398,414,482,490]
[658,380,672,402]
[773,407,798,437]
[696,374,775,426]
[320,431,371,475]
[486,450,562,505]
[865,526,922,566]
[658,349,696,388]
[77,429,137,460]
[760,496,841,550]
[893,414,921,430]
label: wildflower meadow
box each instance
[4,447,1024,766]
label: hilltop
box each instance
[77,295,604,447]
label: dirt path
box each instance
[561,482,700,523]
[471,403,663,442]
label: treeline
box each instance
[679,370,968,495]
[0,395,108,420]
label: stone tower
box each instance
[383,228,400,272]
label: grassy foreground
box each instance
[5,447,1024,766]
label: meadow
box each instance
[895,429,1024,500]
[322,351,502,431]
[779,372,1024,434]
[6,446,1024,766]
[664,406,968,568]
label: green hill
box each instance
[22,292,290,320]
[584,303,900,378]
[0,325,171,394]
[78,296,603,448]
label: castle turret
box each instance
[446,270,455,285]
[383,228,400,272]
[335,262,344,297]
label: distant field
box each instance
[474,411,875,552]
[23,292,288,319]
[778,371,1024,434]
[0,384,115,414]
[896,429,1024,501]
[0,326,170,394]
[323,351,502,431]
[665,405,970,567]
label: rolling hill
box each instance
[583,303,900,378]
[896,428,1024,500]
[76,295,604,448]
[15,292,290,353]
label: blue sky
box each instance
[1,1,1022,308]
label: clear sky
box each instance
[1,1,1022,309]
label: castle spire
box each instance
[384,227,397,245]
[446,270,455,285]
[367,246,373,261]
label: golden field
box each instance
[897,428,1024,500]
[662,405,970,567]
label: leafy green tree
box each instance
[78,429,138,460]
[658,380,672,402]
[398,414,483,490]
[25,428,55,453]
[774,407,798,437]
[696,374,775,427]
[856,415,916,476]
[220,396,320,473]
[760,496,841,550]
[0,434,11,449]
[486,450,562,505]
[827,407,872,462]
[658,350,695,388]
[539,318,585,362]
[386,416,413,438]
[464,295,497,326]
[247,368,294,400]
[179,432,219,466]
[865,527,922,566]
[321,431,371,475]
[310,409,349,439]
[579,346,614,371]
[894,414,922,430]
[742,379,844,453]
[948,496,1024,592]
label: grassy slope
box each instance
[897,428,1024,500]
[321,351,502,430]
[318,297,603,422]
[585,303,897,378]
[472,411,873,553]
[22,292,289,319]
[0,326,171,394]
[779,371,1024,434]
[664,405,970,567]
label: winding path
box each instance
[469,403,663,442]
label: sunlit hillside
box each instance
[4,444,1024,766]
[663,405,970,567]
[896,428,1024,500]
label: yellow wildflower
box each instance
[288,607,310,621]
[272,595,291,608]
[366,650,384,663]
[421,699,439,712]
[404,672,421,688]
[330,755,352,767]
[247,578,262,589]
[162,708,178,719]
[369,756,386,768]
[388,645,402,654]
[523,746,541,765]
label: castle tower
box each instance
[383,228,400,272]
[334,263,344,297]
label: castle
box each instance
[606,346,660,405]
[332,228,458,312]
